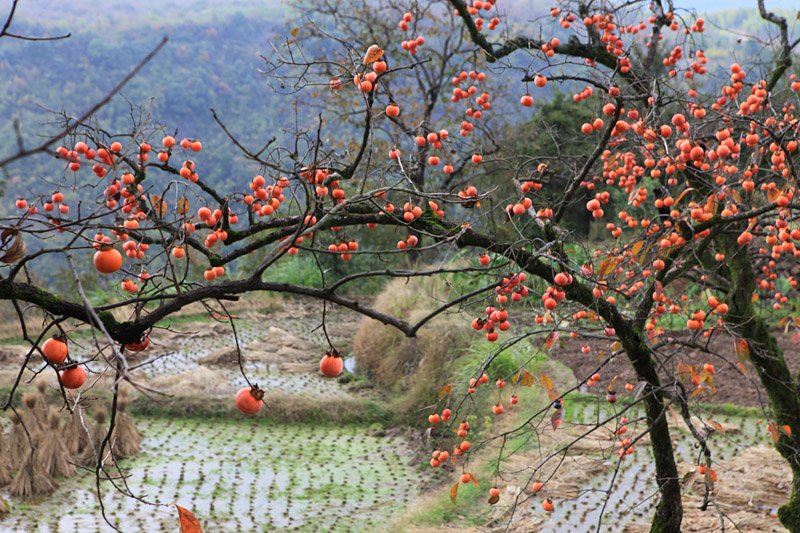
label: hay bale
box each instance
[353,276,471,411]
[36,411,76,478]
[113,399,141,459]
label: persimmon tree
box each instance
[2,0,800,531]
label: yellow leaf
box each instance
[511,371,521,385]
[767,187,780,203]
[150,195,167,217]
[519,371,535,387]
[450,482,459,504]
[705,195,718,215]
[290,27,299,38]
[598,257,621,279]
[177,197,190,215]
[539,374,554,391]
[610,341,622,352]
[631,240,644,256]
[363,44,384,64]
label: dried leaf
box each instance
[708,420,726,434]
[487,493,500,505]
[290,27,299,37]
[511,371,521,384]
[630,240,644,256]
[519,371,536,387]
[150,195,167,217]
[0,229,26,264]
[544,331,559,351]
[438,383,453,400]
[598,257,621,279]
[550,408,563,431]
[735,338,750,362]
[176,505,202,533]
[681,470,697,490]
[468,473,479,486]
[768,423,780,444]
[705,195,718,215]
[362,44,384,64]
[450,482,459,504]
[767,187,780,203]
[177,197,190,215]
[539,373,554,391]
[736,361,749,376]
[672,187,695,207]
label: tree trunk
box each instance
[721,233,800,531]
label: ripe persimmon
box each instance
[320,350,344,377]
[235,385,264,415]
[94,245,123,274]
[42,336,68,364]
[60,366,87,389]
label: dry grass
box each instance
[353,276,472,414]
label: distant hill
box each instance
[0,1,796,198]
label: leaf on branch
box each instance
[782,425,792,436]
[450,482,459,504]
[681,470,697,490]
[544,331,559,351]
[708,420,726,434]
[551,408,563,431]
[177,197,190,215]
[705,195,718,215]
[598,257,621,279]
[518,371,536,387]
[735,338,750,362]
[0,229,26,264]
[488,493,500,505]
[438,383,453,400]
[672,187,695,208]
[767,187,780,204]
[150,195,167,217]
[539,373,554,391]
[468,473,479,486]
[768,423,780,444]
[631,240,644,256]
[362,44,384,64]
[176,505,202,533]
[290,27,299,38]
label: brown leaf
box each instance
[176,505,202,533]
[0,229,26,264]
[681,470,697,490]
[598,257,621,279]
[539,373,554,391]
[177,197,190,215]
[487,493,500,505]
[469,472,479,486]
[708,420,726,434]
[150,195,167,217]
[290,27,299,38]
[438,383,453,400]
[550,408,563,431]
[511,370,521,384]
[630,240,644,256]
[544,331,559,351]
[450,482,459,504]
[673,187,695,207]
[363,44,384,64]
[519,371,535,387]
